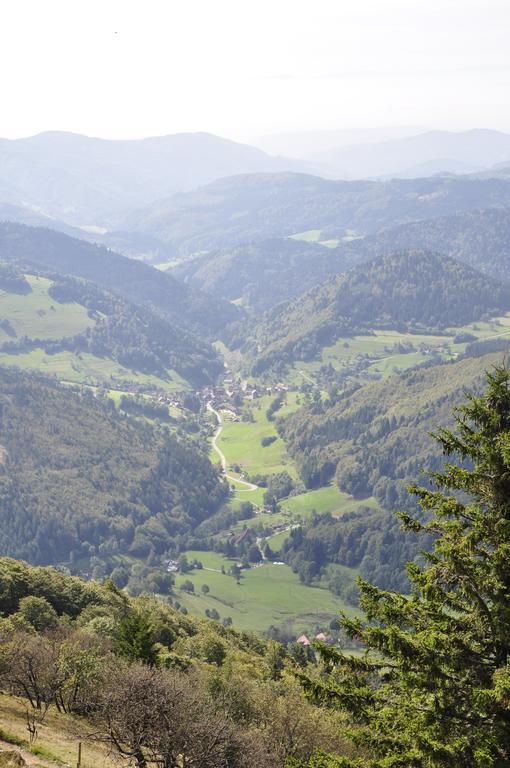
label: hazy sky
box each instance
[1,0,509,142]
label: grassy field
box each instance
[214,393,301,478]
[176,551,356,634]
[288,229,322,243]
[227,487,378,536]
[0,348,188,392]
[0,273,192,392]
[280,485,376,518]
[0,693,115,768]
[0,275,93,342]
[285,319,510,386]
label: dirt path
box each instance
[297,369,316,385]
[0,739,61,767]
[206,402,258,492]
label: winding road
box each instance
[207,402,258,492]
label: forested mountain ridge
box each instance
[247,250,510,370]
[173,238,340,312]
[0,366,227,565]
[127,172,510,256]
[278,348,509,500]
[0,222,241,335]
[0,130,305,225]
[171,207,510,317]
[0,265,222,386]
[340,206,510,283]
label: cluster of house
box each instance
[200,377,290,417]
[417,341,449,355]
[296,632,334,646]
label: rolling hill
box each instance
[127,171,510,258]
[0,263,222,389]
[173,238,344,312]
[0,131,304,226]
[246,251,510,371]
[339,207,510,283]
[0,222,240,335]
[309,129,510,179]
[0,366,227,565]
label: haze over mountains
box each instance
[136,172,510,260]
[0,130,304,225]
[2,123,510,641]
[2,128,510,256]
[309,128,510,179]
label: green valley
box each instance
[174,551,357,635]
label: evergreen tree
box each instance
[114,611,158,666]
[299,366,510,767]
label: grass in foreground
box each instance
[0,693,115,768]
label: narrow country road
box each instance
[256,535,267,560]
[206,402,259,492]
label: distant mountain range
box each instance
[128,171,510,258]
[309,129,510,179]
[0,131,304,226]
[1,129,510,243]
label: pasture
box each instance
[215,393,300,478]
[0,275,93,341]
[285,318,510,386]
[0,347,188,392]
[175,552,356,634]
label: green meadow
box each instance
[285,318,510,386]
[215,393,301,478]
[175,551,356,634]
[0,347,188,392]
[0,275,93,341]
[288,229,322,243]
[280,485,377,518]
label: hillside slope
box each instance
[249,250,510,370]
[0,264,222,387]
[0,223,240,335]
[127,172,510,256]
[173,238,344,312]
[277,348,510,595]
[0,367,227,565]
[0,131,304,225]
[279,348,510,499]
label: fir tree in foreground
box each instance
[295,365,510,768]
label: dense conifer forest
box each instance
[0,367,227,565]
